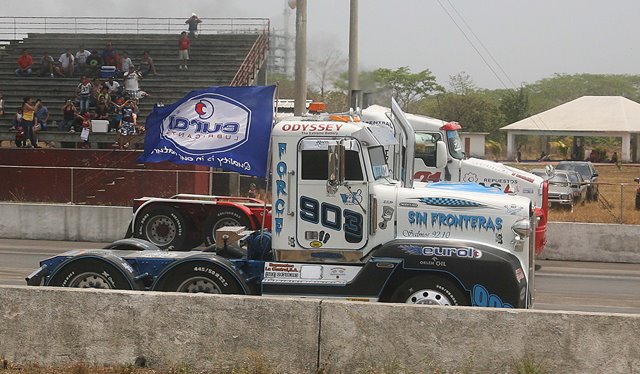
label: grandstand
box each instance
[0,17,269,146]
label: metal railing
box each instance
[0,165,266,205]
[230,29,269,86]
[0,17,269,41]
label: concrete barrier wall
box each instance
[0,202,130,242]
[1,203,639,263]
[1,286,638,373]
[542,222,640,262]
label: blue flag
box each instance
[138,85,276,177]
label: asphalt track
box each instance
[1,239,639,314]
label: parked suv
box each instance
[555,161,599,201]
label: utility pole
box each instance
[293,0,307,116]
[348,0,360,110]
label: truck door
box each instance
[414,132,444,182]
[296,138,368,250]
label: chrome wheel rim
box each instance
[177,276,222,293]
[406,289,452,306]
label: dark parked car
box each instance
[555,161,599,201]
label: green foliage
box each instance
[500,86,530,124]
[486,139,503,160]
[372,66,444,111]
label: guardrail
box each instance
[0,17,270,41]
[230,29,269,86]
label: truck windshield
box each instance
[447,130,464,159]
[368,146,390,180]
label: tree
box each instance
[423,92,504,138]
[309,49,347,100]
[500,86,529,124]
[448,72,477,95]
[372,67,443,111]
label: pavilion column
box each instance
[635,134,640,162]
[506,132,515,160]
[622,133,631,162]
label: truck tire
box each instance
[46,256,141,290]
[134,206,189,251]
[390,275,468,306]
[202,208,251,247]
[153,260,245,294]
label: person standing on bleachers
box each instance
[15,49,33,77]
[34,99,49,131]
[178,31,191,70]
[120,51,133,78]
[21,97,41,148]
[102,42,120,71]
[75,45,92,76]
[185,13,202,39]
[58,49,75,78]
[123,66,142,99]
[76,76,93,114]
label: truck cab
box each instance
[361,105,548,255]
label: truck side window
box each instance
[301,150,364,181]
[415,133,441,167]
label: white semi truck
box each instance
[361,105,549,255]
[27,99,536,308]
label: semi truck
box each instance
[361,105,548,255]
[26,99,536,308]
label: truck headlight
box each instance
[561,193,570,200]
[511,218,531,238]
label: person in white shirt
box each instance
[58,49,75,77]
[120,51,133,77]
[104,76,121,96]
[75,45,91,75]
[123,66,142,99]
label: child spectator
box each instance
[120,51,133,76]
[178,31,190,70]
[75,45,91,75]
[76,76,93,114]
[139,51,157,76]
[116,99,137,149]
[58,49,75,77]
[185,13,202,38]
[15,49,33,76]
[60,99,79,132]
[11,110,25,147]
[80,112,92,148]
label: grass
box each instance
[0,356,548,374]
[514,163,640,224]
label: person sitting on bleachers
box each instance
[15,49,33,77]
[95,86,111,120]
[75,45,91,75]
[60,99,79,132]
[103,76,121,98]
[85,50,103,77]
[120,51,133,77]
[58,49,75,78]
[90,77,103,108]
[139,51,158,76]
[102,42,120,71]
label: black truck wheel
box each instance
[46,256,141,290]
[202,208,251,247]
[390,276,468,306]
[153,260,245,294]
[134,206,189,251]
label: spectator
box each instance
[110,97,125,133]
[90,77,103,107]
[116,99,137,149]
[123,66,142,99]
[95,86,111,120]
[58,49,75,77]
[38,51,59,77]
[0,92,4,116]
[76,76,93,114]
[139,50,157,76]
[59,99,79,132]
[34,98,49,131]
[86,50,103,77]
[178,31,191,70]
[102,42,120,70]
[248,183,258,199]
[75,45,91,75]
[120,51,133,77]
[12,109,25,147]
[15,49,33,77]
[103,76,121,97]
[185,13,202,38]
[21,97,41,148]
[80,112,92,148]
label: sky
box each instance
[2,0,640,90]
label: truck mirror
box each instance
[327,143,345,194]
[436,141,448,169]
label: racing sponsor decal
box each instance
[408,211,503,232]
[472,284,513,308]
[399,202,418,208]
[402,229,451,238]
[414,171,442,182]
[274,142,287,235]
[504,204,524,215]
[262,263,361,285]
[463,172,479,182]
[281,123,344,134]
[399,245,482,259]
[340,189,363,205]
[378,206,394,229]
